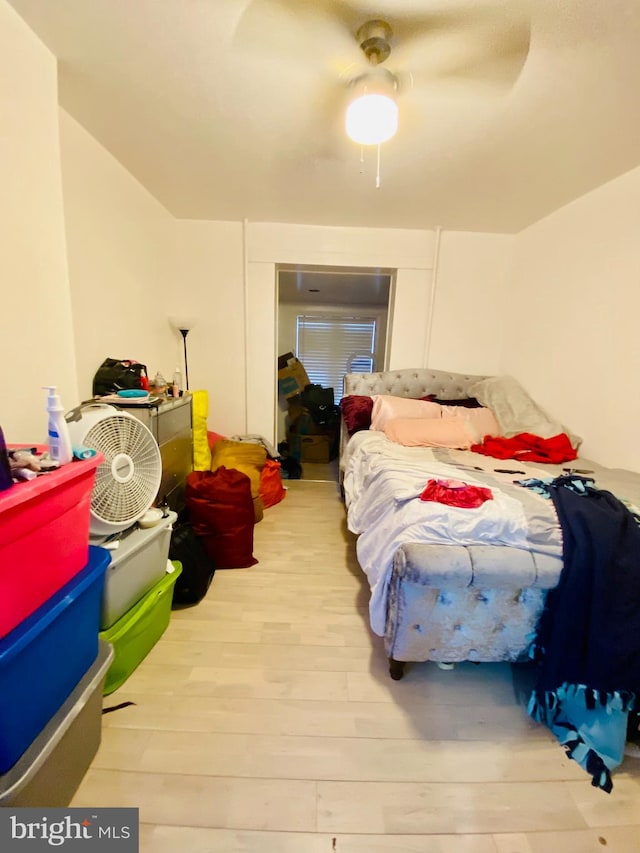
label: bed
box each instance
[340,369,640,792]
[340,367,640,791]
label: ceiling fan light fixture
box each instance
[345,69,398,146]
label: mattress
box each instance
[342,430,566,635]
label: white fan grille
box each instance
[84,413,161,525]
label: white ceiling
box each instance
[278,268,391,306]
[9,0,640,233]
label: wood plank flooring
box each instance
[72,479,640,852]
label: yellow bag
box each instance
[211,440,266,495]
[191,390,212,471]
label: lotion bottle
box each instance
[42,386,73,465]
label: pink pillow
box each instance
[370,395,442,431]
[384,417,477,448]
[440,406,501,443]
[340,395,374,436]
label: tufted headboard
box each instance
[343,367,489,400]
[340,367,490,464]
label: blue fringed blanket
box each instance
[528,476,640,792]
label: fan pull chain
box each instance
[356,145,384,187]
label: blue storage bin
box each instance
[0,545,109,774]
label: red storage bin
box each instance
[0,453,102,639]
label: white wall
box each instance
[59,110,250,435]
[246,223,438,442]
[1,0,248,443]
[59,110,177,399]
[428,231,514,376]
[173,219,245,437]
[505,165,640,471]
[60,111,248,438]
[57,182,513,447]
[0,3,77,442]
[244,224,511,444]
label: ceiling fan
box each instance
[233,0,531,171]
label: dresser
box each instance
[115,394,193,513]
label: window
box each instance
[296,314,377,402]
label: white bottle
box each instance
[42,386,73,465]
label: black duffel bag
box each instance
[169,522,216,606]
[300,384,339,426]
[301,384,334,408]
[92,358,147,397]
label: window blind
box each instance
[296,315,377,402]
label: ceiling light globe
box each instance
[346,93,398,145]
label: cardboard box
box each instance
[277,355,310,399]
[286,395,306,424]
[277,352,295,371]
[298,435,331,464]
[291,411,326,436]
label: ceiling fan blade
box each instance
[233,0,362,79]
[390,1,531,93]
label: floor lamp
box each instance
[169,316,195,391]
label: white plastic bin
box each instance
[98,511,176,629]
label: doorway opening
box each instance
[276,264,393,481]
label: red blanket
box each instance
[470,432,578,464]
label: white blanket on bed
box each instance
[342,431,563,636]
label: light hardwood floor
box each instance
[72,479,640,852]
[300,458,340,483]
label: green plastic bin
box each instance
[99,562,182,695]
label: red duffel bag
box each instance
[259,459,286,509]
[185,467,258,569]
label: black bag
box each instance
[169,523,215,605]
[92,358,147,397]
[300,384,339,427]
[301,384,334,408]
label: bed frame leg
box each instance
[389,658,406,680]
